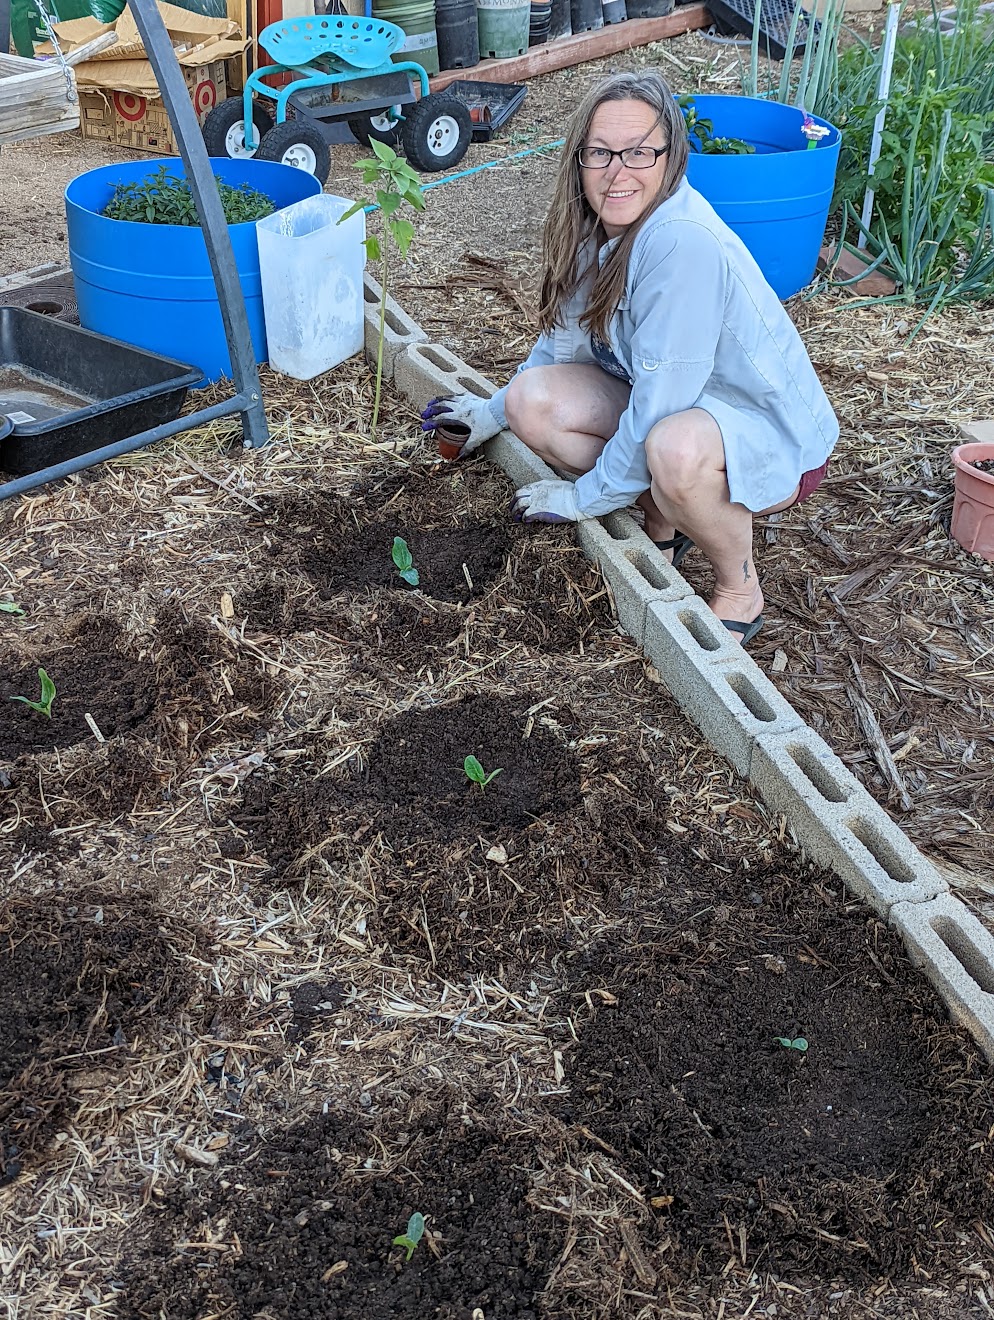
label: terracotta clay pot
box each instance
[951,442,994,561]
[435,420,471,461]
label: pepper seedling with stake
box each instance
[392,1211,425,1263]
[9,667,56,718]
[773,1036,808,1053]
[391,536,420,587]
[464,754,503,792]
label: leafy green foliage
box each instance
[103,166,275,227]
[392,1212,425,1263]
[463,754,503,792]
[340,138,425,440]
[773,1036,808,1052]
[679,97,754,156]
[10,667,56,719]
[391,536,420,587]
[0,602,25,615]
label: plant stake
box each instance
[858,2,901,250]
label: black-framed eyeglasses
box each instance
[577,145,668,169]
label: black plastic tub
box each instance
[0,307,199,477]
[706,0,816,58]
[443,80,528,142]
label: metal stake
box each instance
[127,0,269,449]
[0,0,10,56]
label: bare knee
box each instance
[504,368,559,445]
[645,411,722,498]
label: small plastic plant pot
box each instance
[951,442,994,561]
[435,420,472,461]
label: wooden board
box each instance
[429,3,711,93]
[0,50,80,146]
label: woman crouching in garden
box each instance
[423,69,839,645]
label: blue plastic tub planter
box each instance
[65,158,322,385]
[683,96,841,301]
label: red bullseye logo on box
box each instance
[193,78,218,117]
[113,91,148,123]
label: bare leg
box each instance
[645,409,799,638]
[504,364,674,542]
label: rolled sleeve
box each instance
[573,223,728,518]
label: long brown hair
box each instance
[537,70,689,340]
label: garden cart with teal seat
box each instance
[202,14,473,184]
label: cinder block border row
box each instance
[378,330,994,1059]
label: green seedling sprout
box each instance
[391,536,420,587]
[773,1036,808,1053]
[393,1211,425,1263]
[10,667,56,719]
[339,139,425,442]
[463,754,503,792]
[0,602,24,615]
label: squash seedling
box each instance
[464,754,503,792]
[392,537,420,587]
[393,1211,425,1263]
[0,602,24,615]
[773,1036,808,1053]
[10,667,56,719]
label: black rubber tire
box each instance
[255,120,331,184]
[347,109,402,148]
[202,98,274,159]
[401,95,472,173]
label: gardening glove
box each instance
[421,394,501,454]
[510,480,591,524]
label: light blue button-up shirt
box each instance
[488,178,839,516]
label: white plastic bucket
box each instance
[257,194,366,382]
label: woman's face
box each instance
[580,98,669,238]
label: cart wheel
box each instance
[202,98,274,159]
[256,120,331,183]
[402,95,472,173]
[348,108,402,148]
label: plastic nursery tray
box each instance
[443,80,528,142]
[707,0,818,60]
[0,306,200,477]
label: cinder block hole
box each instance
[678,608,723,653]
[457,376,491,400]
[725,672,777,722]
[789,743,849,803]
[420,346,458,373]
[847,818,915,883]
[931,917,994,994]
[625,549,670,590]
[603,513,637,541]
[363,282,378,305]
[384,308,408,336]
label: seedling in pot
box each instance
[773,1036,808,1053]
[10,667,56,718]
[464,754,503,792]
[391,537,420,587]
[393,1211,425,1263]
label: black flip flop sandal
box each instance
[653,532,694,568]
[721,616,765,646]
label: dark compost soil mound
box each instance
[0,620,158,759]
[118,1109,561,1320]
[0,893,197,1184]
[562,859,994,1284]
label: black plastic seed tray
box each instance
[444,80,528,142]
[707,0,818,60]
[0,306,200,477]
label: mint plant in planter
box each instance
[66,158,321,383]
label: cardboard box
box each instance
[78,58,227,154]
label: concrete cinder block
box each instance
[751,726,948,915]
[643,598,805,775]
[484,430,554,487]
[362,273,428,380]
[577,515,692,642]
[890,892,994,1059]
[392,341,495,411]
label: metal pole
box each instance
[0,0,10,56]
[126,0,270,449]
[0,394,254,502]
[858,2,901,251]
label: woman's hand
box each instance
[510,480,591,524]
[421,394,502,454]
